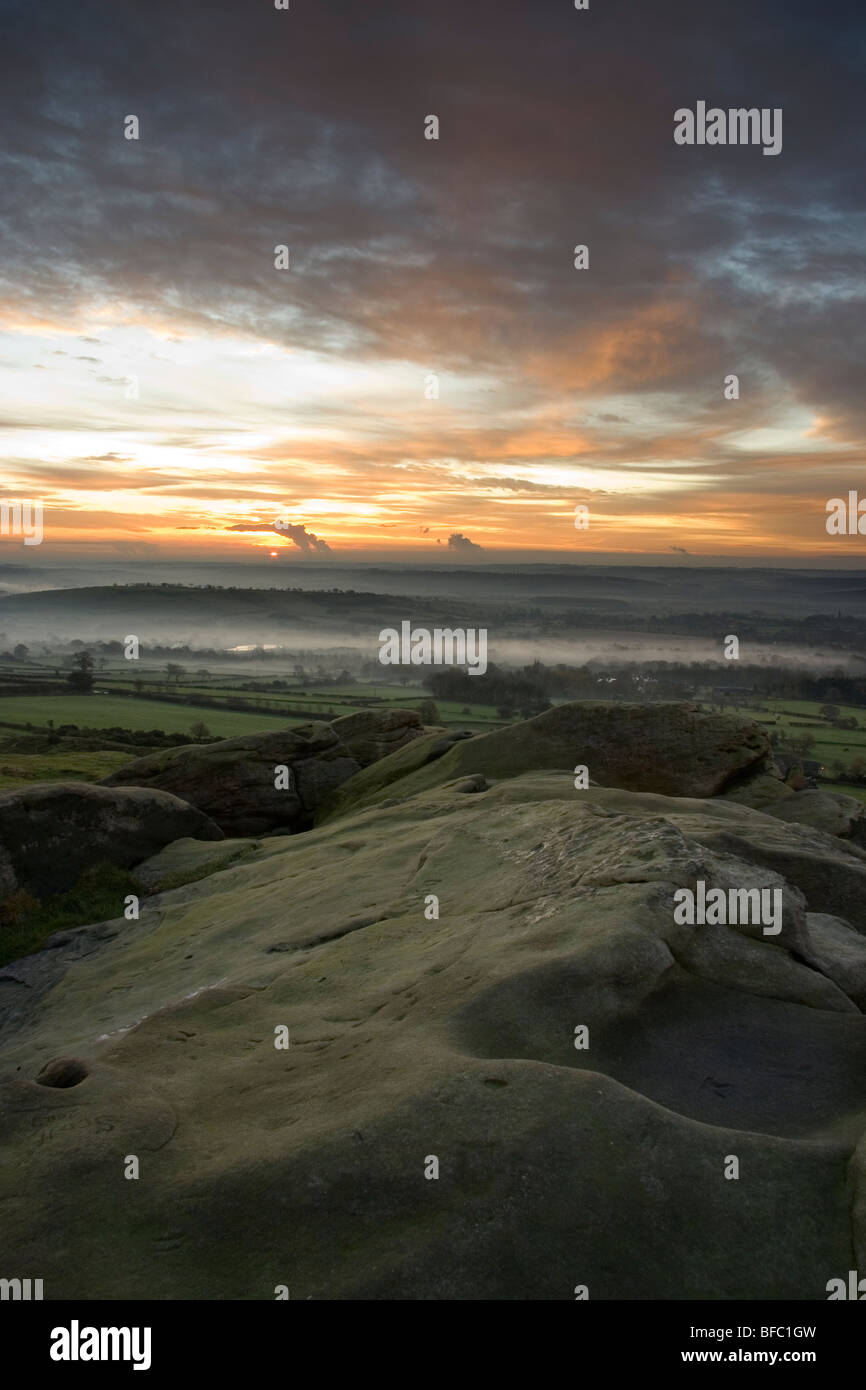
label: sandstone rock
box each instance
[131,837,259,893]
[1,770,864,1299]
[320,700,773,822]
[762,788,866,843]
[328,708,425,766]
[571,781,866,934]
[722,771,795,810]
[102,724,361,835]
[724,763,866,847]
[802,913,866,1010]
[0,781,222,902]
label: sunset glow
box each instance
[0,3,861,564]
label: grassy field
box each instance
[0,694,299,736]
[757,699,866,721]
[9,682,866,791]
[94,677,502,725]
[0,749,132,790]
[733,698,866,776]
[2,657,505,727]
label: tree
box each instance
[165,662,186,684]
[820,704,841,723]
[189,721,211,741]
[12,643,29,661]
[417,699,440,725]
[67,651,94,693]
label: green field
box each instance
[0,749,132,790]
[0,695,299,737]
[96,677,501,723]
[757,699,866,721]
[735,698,866,779]
[3,657,505,728]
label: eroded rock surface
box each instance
[1,768,865,1299]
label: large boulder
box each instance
[0,781,222,901]
[802,914,866,1010]
[2,770,865,1299]
[101,723,362,836]
[320,701,772,823]
[724,760,866,852]
[722,770,796,810]
[760,787,866,844]
[328,708,426,767]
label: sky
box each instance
[0,0,864,564]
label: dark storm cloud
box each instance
[0,0,863,439]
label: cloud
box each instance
[273,520,332,553]
[670,545,690,554]
[446,532,485,555]
[227,519,332,553]
[0,0,863,557]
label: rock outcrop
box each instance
[319,700,773,823]
[732,783,866,845]
[2,762,865,1299]
[0,781,222,901]
[99,710,431,836]
[328,708,425,766]
[100,723,361,835]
